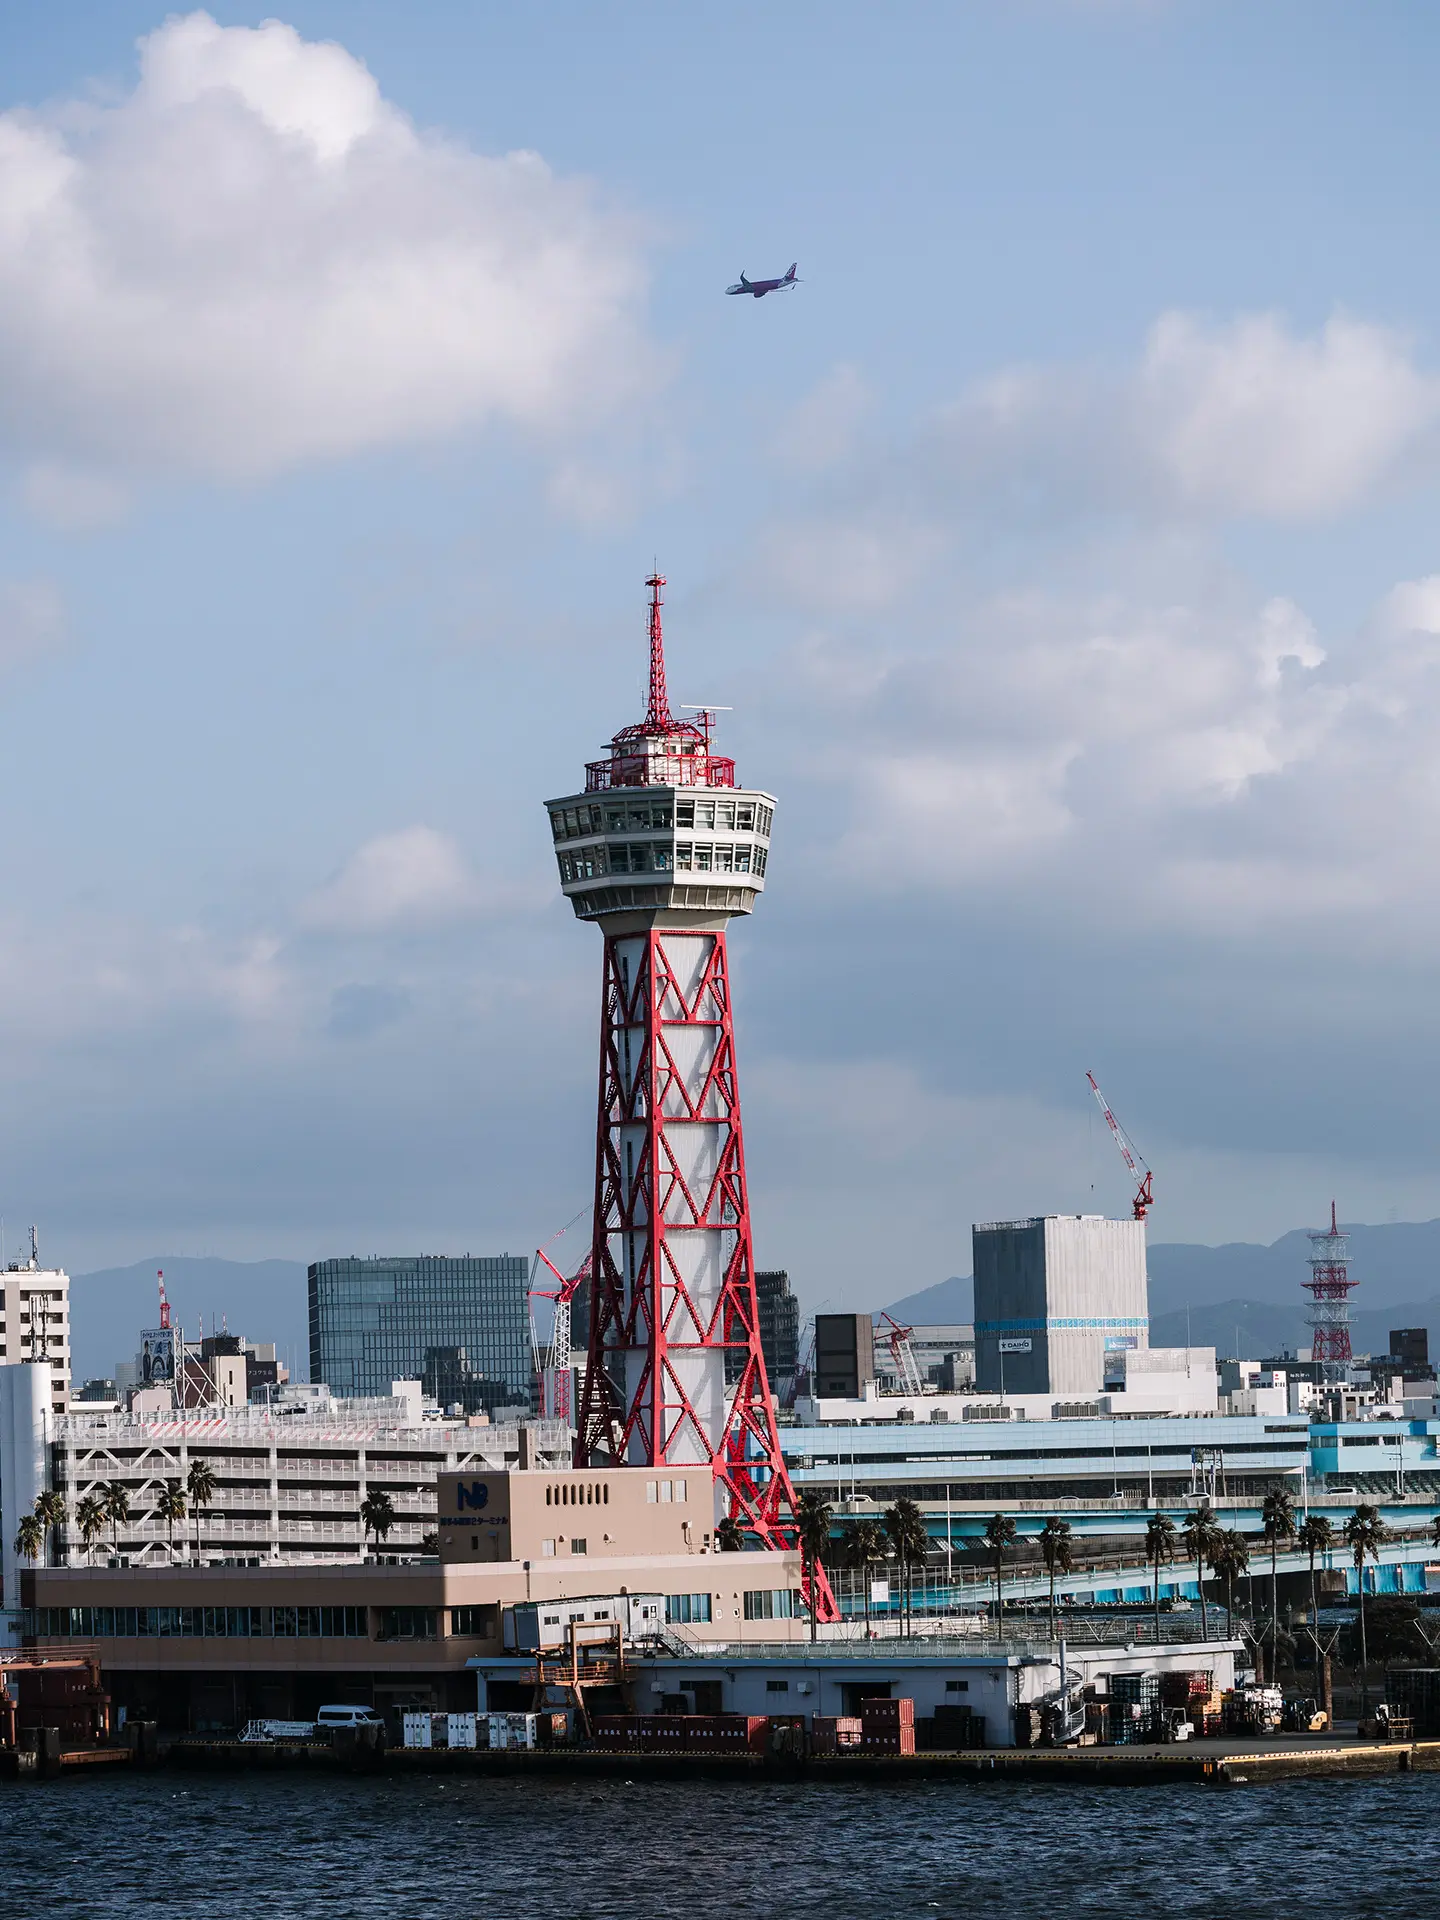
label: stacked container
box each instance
[859,1697,915,1756]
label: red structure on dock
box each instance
[545,574,835,1620]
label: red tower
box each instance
[1304,1202,1356,1378]
[545,574,835,1619]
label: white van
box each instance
[315,1704,383,1729]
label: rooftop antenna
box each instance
[157,1268,171,1331]
[28,1224,38,1270]
[645,570,673,730]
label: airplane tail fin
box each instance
[784,262,798,280]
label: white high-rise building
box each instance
[973,1214,1149,1400]
[0,1362,53,1608]
[0,1232,70,1415]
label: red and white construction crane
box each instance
[1086,1070,1154,1221]
[529,1239,591,1425]
[877,1312,925,1395]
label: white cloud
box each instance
[0,12,653,483]
[736,305,1440,938]
[1140,312,1440,518]
[922,310,1440,526]
[1379,574,1440,637]
[301,827,483,933]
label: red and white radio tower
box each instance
[1304,1202,1356,1379]
[546,572,836,1619]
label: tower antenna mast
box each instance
[1304,1201,1356,1382]
[645,571,673,730]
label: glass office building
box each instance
[308,1255,531,1411]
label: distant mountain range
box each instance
[885,1217,1440,1361]
[64,1218,1440,1387]
[69,1257,309,1384]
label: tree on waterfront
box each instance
[845,1519,887,1640]
[75,1494,106,1567]
[1209,1531,1250,1644]
[361,1488,397,1559]
[1144,1513,1177,1646]
[1181,1504,1222,1643]
[13,1512,43,1565]
[1038,1518,1073,1644]
[33,1490,67,1568]
[1343,1503,1389,1720]
[1260,1487,1296,1681]
[156,1481,188,1563]
[984,1513,1018,1632]
[884,1499,928,1637]
[101,1482,131,1561]
[185,1460,218,1566]
[715,1515,745,1552]
[1345,1596,1431,1671]
[795,1492,834,1644]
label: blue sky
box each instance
[2,3,1440,1302]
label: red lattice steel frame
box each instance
[1304,1201,1355,1368]
[576,926,837,1622]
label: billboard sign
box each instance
[997,1337,1032,1354]
[138,1327,175,1384]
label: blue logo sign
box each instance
[455,1481,490,1512]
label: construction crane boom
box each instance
[529,1237,592,1424]
[878,1312,925,1396]
[1086,1070,1154,1220]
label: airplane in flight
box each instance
[726,263,799,298]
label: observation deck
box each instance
[546,573,775,923]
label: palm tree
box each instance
[155,1481,188,1563]
[1298,1512,1335,1725]
[75,1494,107,1567]
[984,1513,1018,1631]
[1209,1530,1250,1642]
[884,1498,928,1637]
[13,1512,43,1566]
[33,1490,67,1568]
[1260,1487,1296,1682]
[1297,1512,1334,1654]
[795,1492,834,1643]
[1144,1513,1177,1644]
[1344,1503,1388,1721]
[715,1514,745,1552]
[846,1518,887,1639]
[1038,1518,1073,1643]
[185,1459,218,1566]
[360,1488,396,1559]
[101,1482,131,1561]
[1181,1504,1222,1643]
